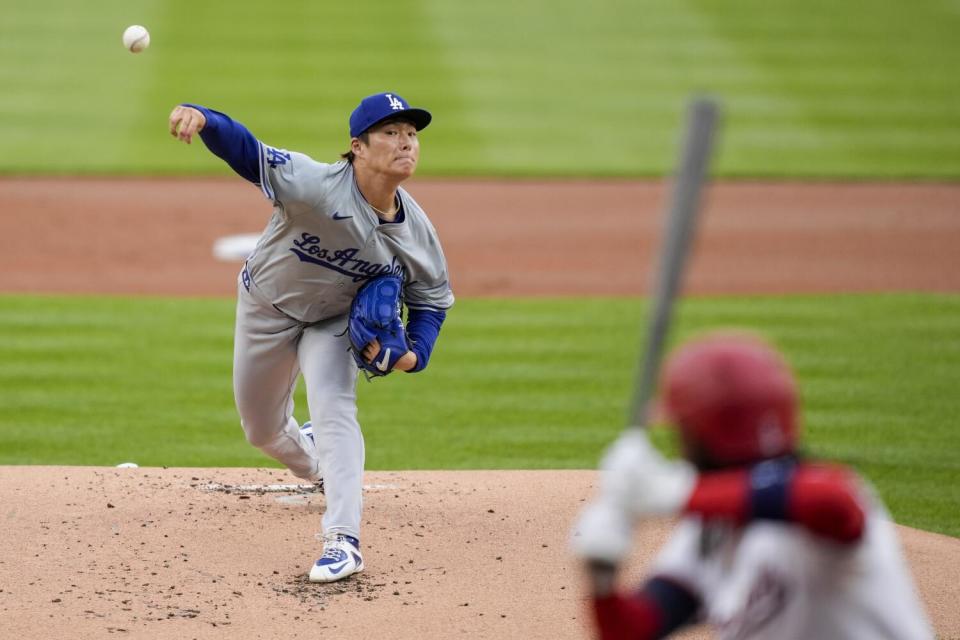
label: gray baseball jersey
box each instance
[246,148,454,322]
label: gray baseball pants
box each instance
[232,269,364,539]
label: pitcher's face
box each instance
[353,119,420,180]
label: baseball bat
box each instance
[626,96,721,430]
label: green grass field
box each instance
[1,294,958,537]
[1,0,958,177]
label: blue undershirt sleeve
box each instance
[638,576,700,637]
[748,457,796,521]
[405,308,446,373]
[182,104,261,185]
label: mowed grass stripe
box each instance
[1,293,958,535]
[1,0,958,176]
[690,0,960,177]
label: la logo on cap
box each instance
[386,94,405,111]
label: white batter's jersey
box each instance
[650,499,933,639]
[247,147,454,323]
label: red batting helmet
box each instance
[659,332,798,467]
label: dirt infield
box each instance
[2,467,959,640]
[2,178,959,638]
[2,178,959,296]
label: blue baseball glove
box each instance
[347,275,409,378]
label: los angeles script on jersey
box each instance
[290,233,405,282]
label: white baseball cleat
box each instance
[309,533,364,583]
[300,421,315,447]
[300,421,324,491]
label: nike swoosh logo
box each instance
[332,212,352,221]
[375,348,392,372]
[326,560,350,575]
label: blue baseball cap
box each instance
[349,92,432,138]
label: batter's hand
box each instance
[169,105,206,144]
[600,430,697,517]
[362,339,417,372]
[570,431,696,565]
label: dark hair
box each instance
[340,116,417,164]
[341,131,369,164]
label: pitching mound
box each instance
[1,466,957,639]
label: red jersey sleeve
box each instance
[684,460,866,544]
[592,577,699,640]
[787,463,865,543]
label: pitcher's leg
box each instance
[233,280,319,481]
[299,317,364,537]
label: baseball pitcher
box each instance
[570,332,933,639]
[169,92,454,583]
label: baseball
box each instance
[122,25,150,53]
